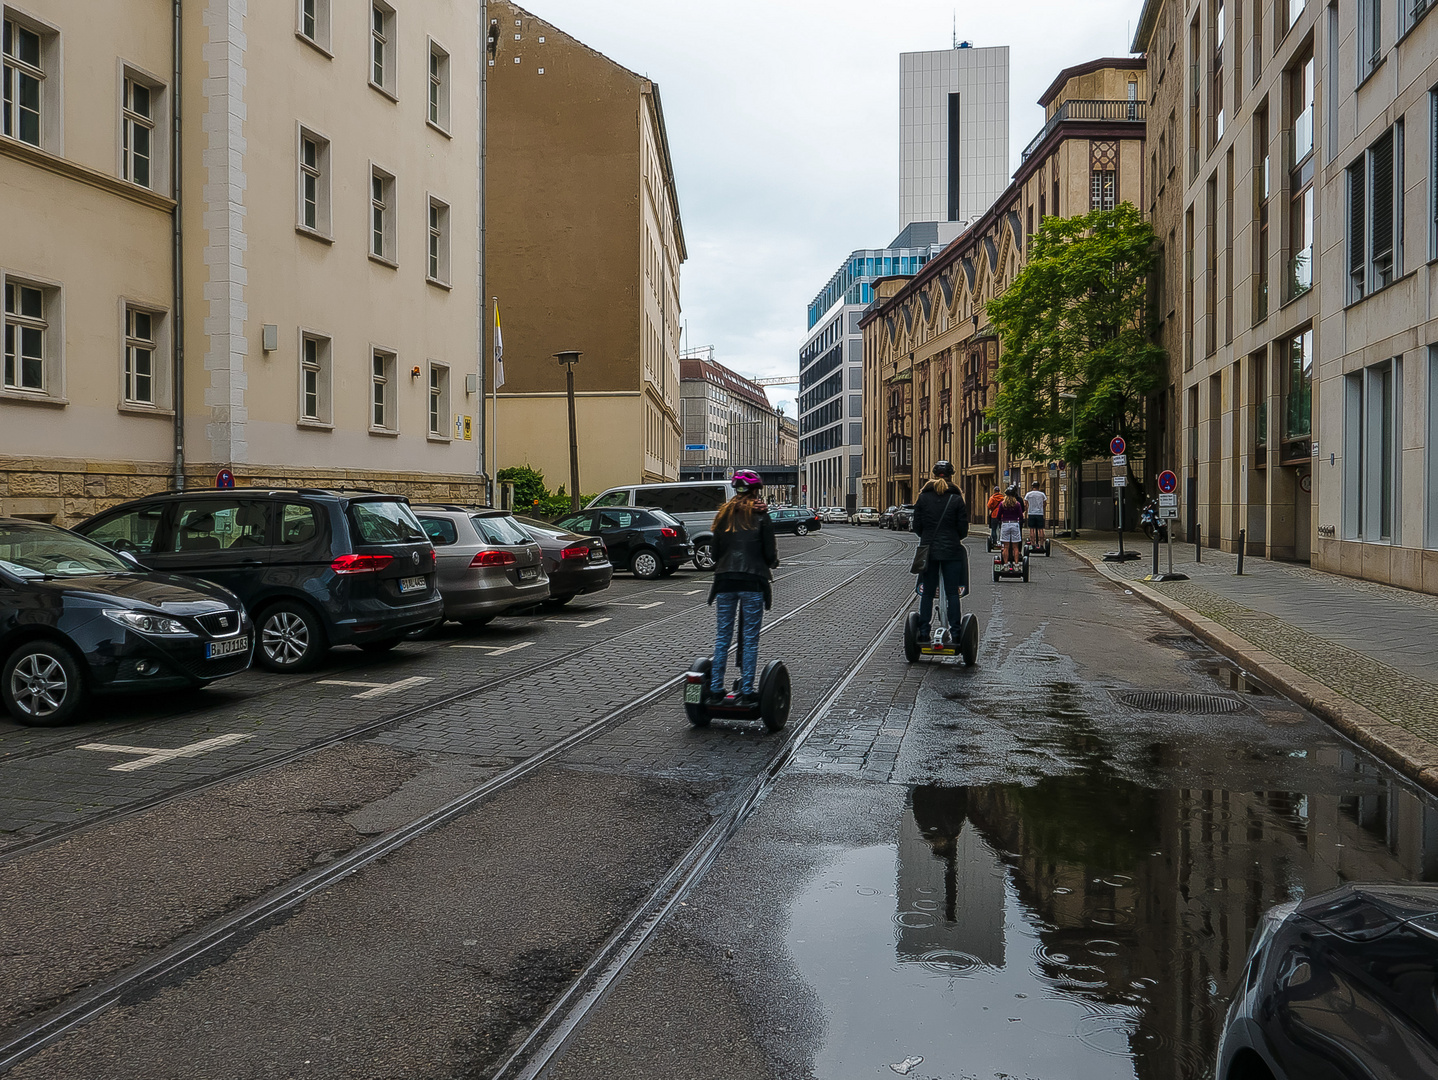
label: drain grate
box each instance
[1117,691,1248,714]
[1149,634,1210,653]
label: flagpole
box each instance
[491,296,500,507]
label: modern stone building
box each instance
[679,351,780,475]
[485,0,684,495]
[862,59,1148,518]
[1,0,487,523]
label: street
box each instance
[0,528,1432,1079]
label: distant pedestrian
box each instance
[1024,485,1048,547]
[998,485,1025,567]
[706,470,779,706]
[985,487,1005,548]
[912,461,970,642]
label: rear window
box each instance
[647,509,682,528]
[471,514,531,546]
[347,500,427,544]
[641,485,726,515]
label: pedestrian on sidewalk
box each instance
[985,487,1004,548]
[912,461,970,642]
[706,470,779,707]
[998,486,1025,567]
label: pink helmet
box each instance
[730,470,764,493]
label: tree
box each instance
[985,203,1166,479]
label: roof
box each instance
[679,357,773,413]
[1131,0,1164,52]
[1037,56,1147,107]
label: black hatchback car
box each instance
[76,489,442,673]
[0,518,252,725]
[769,506,822,536]
[551,506,691,579]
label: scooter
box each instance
[903,578,978,665]
[683,653,791,732]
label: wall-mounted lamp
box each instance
[410,365,422,379]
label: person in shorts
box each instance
[1024,485,1048,547]
[998,486,1025,567]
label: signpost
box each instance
[1144,469,1188,581]
[1102,436,1138,562]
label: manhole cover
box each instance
[1116,691,1248,714]
[1149,634,1209,653]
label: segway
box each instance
[992,540,1030,583]
[683,656,791,732]
[903,578,978,665]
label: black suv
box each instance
[76,489,441,672]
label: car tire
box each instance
[692,542,716,571]
[257,600,328,673]
[359,637,403,654]
[795,524,808,536]
[630,548,662,579]
[2,640,87,727]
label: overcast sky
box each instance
[520,0,1141,418]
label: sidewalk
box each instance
[1060,532,1438,793]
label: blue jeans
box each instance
[918,554,968,637]
[711,590,764,694]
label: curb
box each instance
[1058,541,1438,798]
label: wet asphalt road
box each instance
[2,528,1433,1079]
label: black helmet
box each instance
[932,460,955,478]
[1006,484,1019,496]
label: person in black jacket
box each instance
[706,470,780,706]
[911,460,970,642]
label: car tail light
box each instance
[330,553,394,575]
[659,527,677,538]
[560,546,591,560]
[470,549,517,567]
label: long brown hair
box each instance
[713,492,759,533]
[1003,492,1021,510]
[920,478,954,496]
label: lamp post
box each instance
[555,351,583,510]
[1059,391,1078,538]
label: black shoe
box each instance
[736,691,760,709]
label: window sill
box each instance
[369,80,399,104]
[0,389,67,408]
[1356,55,1386,92]
[426,275,452,291]
[1280,286,1313,310]
[368,252,399,270]
[295,31,333,58]
[297,418,334,431]
[118,402,174,418]
[368,427,399,438]
[427,432,452,443]
[296,224,334,245]
[425,119,452,140]
[1343,268,1416,309]
[1398,4,1437,47]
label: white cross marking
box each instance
[318,676,433,698]
[449,641,534,654]
[77,733,254,772]
[545,616,611,628]
[604,601,664,609]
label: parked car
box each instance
[1216,883,1438,1080]
[769,507,822,536]
[818,506,848,524]
[879,506,899,528]
[552,507,692,579]
[75,489,442,673]
[587,481,725,571]
[411,506,549,627]
[852,506,881,526]
[891,503,917,531]
[513,516,613,605]
[0,518,252,725]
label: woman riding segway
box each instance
[705,470,779,708]
[912,461,970,642]
[997,485,1025,568]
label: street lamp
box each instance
[555,351,583,510]
[1058,391,1078,538]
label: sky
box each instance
[519,0,1143,419]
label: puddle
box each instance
[786,766,1438,1079]
[1207,665,1268,695]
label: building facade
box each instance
[1,0,487,524]
[900,44,1011,230]
[863,59,1148,516]
[1134,0,1438,594]
[486,0,684,497]
[679,352,781,475]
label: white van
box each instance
[587,481,729,570]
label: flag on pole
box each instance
[493,300,505,389]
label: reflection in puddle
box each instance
[787,763,1438,1079]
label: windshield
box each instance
[348,500,427,544]
[471,513,533,546]
[0,523,134,578]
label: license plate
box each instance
[206,635,249,659]
[398,575,427,593]
[684,682,703,703]
[519,566,538,581]
[589,549,604,562]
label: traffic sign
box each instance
[1110,435,1126,455]
[1157,469,1178,494]
[684,444,707,451]
[1158,493,1178,507]
[1112,475,1127,487]
[1112,453,1127,467]
[1160,503,1178,519]
[216,469,235,489]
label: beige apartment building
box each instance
[485,0,684,497]
[862,59,1148,521]
[1135,0,1438,594]
[1,1,488,524]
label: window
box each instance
[370,166,396,263]
[370,3,395,98]
[1254,103,1270,320]
[3,279,50,394]
[281,504,320,546]
[1212,0,1225,145]
[1347,123,1403,301]
[1287,53,1315,300]
[2,14,42,147]
[1345,358,1403,540]
[1280,0,1306,33]
[1090,169,1116,210]
[1432,90,1438,261]
[428,363,448,437]
[1404,0,1436,35]
[299,333,331,425]
[371,349,396,432]
[297,0,331,53]
[85,504,164,555]
[121,78,154,188]
[123,306,157,405]
[427,40,449,130]
[1282,326,1313,458]
[1427,347,1438,549]
[427,197,450,285]
[295,127,330,237]
[1358,0,1381,81]
[170,501,271,552]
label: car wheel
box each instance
[692,542,716,571]
[359,637,403,654]
[795,523,808,536]
[2,641,87,726]
[257,601,328,673]
[545,594,576,607]
[630,548,662,579]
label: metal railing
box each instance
[1021,100,1148,162]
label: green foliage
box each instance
[985,203,1166,470]
[495,465,594,519]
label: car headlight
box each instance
[103,609,195,636]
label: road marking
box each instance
[545,616,611,628]
[604,601,664,609]
[318,676,434,699]
[660,589,703,595]
[449,641,534,655]
[77,733,254,772]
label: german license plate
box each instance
[519,566,538,581]
[398,575,427,593]
[206,635,249,660]
[684,682,703,703]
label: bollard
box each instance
[1237,529,1245,575]
[1195,523,1202,564]
[1152,529,1160,576]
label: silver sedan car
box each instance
[411,506,549,627]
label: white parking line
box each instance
[545,616,611,628]
[604,601,664,609]
[318,676,434,699]
[77,732,254,772]
[660,589,703,595]
[449,641,534,655]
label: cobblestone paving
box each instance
[1066,537,1438,744]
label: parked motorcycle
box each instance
[1140,498,1169,542]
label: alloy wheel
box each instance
[262,610,311,667]
[10,652,69,719]
[632,551,659,578]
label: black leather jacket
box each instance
[708,513,779,608]
[911,482,970,561]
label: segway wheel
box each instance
[959,613,979,667]
[759,660,791,732]
[1022,558,1030,583]
[904,612,920,664]
[684,656,712,728]
[992,567,1000,582]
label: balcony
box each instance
[1020,99,1147,163]
[971,448,998,468]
